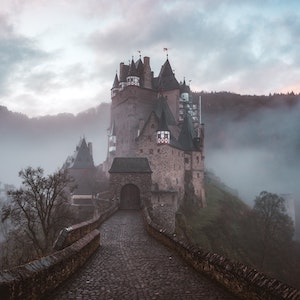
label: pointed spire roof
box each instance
[158,110,169,132]
[155,59,180,91]
[128,58,138,77]
[159,58,174,77]
[112,73,119,89]
[153,96,176,126]
[178,114,196,151]
[180,79,190,94]
[67,137,94,169]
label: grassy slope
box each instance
[176,176,300,288]
[176,176,252,263]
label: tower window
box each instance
[140,149,143,153]
[156,131,170,144]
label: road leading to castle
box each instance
[49,210,237,300]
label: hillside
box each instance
[176,172,300,289]
[176,171,250,262]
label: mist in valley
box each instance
[1,96,300,234]
[204,99,300,204]
[0,103,110,190]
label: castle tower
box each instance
[127,58,140,86]
[111,73,119,97]
[155,59,180,122]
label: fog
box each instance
[0,104,110,188]
[204,100,300,206]
[1,99,299,208]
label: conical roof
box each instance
[155,59,180,91]
[68,137,94,169]
[180,79,190,94]
[128,58,138,77]
[157,110,169,132]
[178,114,196,151]
[112,73,119,89]
[153,96,176,126]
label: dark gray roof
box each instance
[128,59,138,77]
[112,73,119,89]
[158,110,169,131]
[180,79,190,94]
[64,138,94,169]
[153,96,176,126]
[109,157,152,173]
[178,114,197,151]
[153,59,180,91]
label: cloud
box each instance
[1,0,300,116]
[0,14,49,95]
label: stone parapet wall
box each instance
[0,230,99,300]
[54,204,118,250]
[142,208,300,300]
[0,203,118,299]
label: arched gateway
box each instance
[120,184,140,209]
[109,157,152,209]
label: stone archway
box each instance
[120,184,141,210]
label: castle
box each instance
[103,54,206,230]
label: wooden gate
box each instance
[120,184,141,209]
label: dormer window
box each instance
[157,130,170,144]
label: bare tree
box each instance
[2,167,76,261]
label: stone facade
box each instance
[105,55,206,230]
[109,172,152,208]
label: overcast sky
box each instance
[1,0,300,117]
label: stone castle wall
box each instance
[109,172,152,207]
[143,208,300,300]
[111,85,156,157]
[136,113,185,200]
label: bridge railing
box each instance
[0,202,118,300]
[142,207,300,300]
[53,204,118,250]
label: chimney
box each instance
[119,62,126,82]
[143,56,152,89]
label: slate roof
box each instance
[112,73,119,89]
[153,96,176,126]
[109,157,152,173]
[64,137,94,169]
[153,59,180,91]
[180,79,190,94]
[178,114,197,151]
[135,58,144,78]
[128,59,138,76]
[157,110,169,132]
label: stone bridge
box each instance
[1,205,299,300]
[49,210,235,300]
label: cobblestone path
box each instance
[49,210,237,300]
